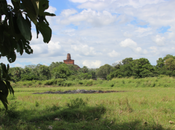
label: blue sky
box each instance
[2,0,175,68]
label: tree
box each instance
[131,58,154,78]
[9,67,23,81]
[79,66,89,73]
[164,57,175,71]
[88,68,97,79]
[155,55,175,76]
[37,65,51,80]
[112,62,122,70]
[156,58,164,68]
[96,64,114,79]
[107,62,133,80]
[67,64,78,75]
[49,62,63,71]
[51,64,71,79]
[0,0,55,109]
[122,57,133,65]
[163,54,175,61]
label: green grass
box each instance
[1,76,175,129]
[12,76,175,88]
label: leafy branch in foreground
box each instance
[0,63,14,110]
[0,0,55,109]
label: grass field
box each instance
[1,77,175,130]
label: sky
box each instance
[2,0,175,68]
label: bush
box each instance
[62,81,74,86]
[84,80,93,86]
[43,79,57,85]
[67,98,87,108]
[43,79,64,85]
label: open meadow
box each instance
[1,77,175,130]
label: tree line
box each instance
[8,54,175,81]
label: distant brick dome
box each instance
[63,53,80,69]
[67,53,71,60]
[64,53,74,65]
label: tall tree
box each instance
[0,0,55,109]
[96,64,114,79]
[131,58,154,78]
[79,66,89,73]
[37,65,51,80]
[164,57,175,71]
[51,64,71,79]
[122,57,133,65]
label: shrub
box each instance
[110,83,115,87]
[67,98,87,108]
[84,80,93,86]
[35,101,39,107]
[78,81,83,85]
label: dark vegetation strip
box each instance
[33,89,126,94]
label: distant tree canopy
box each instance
[8,54,175,82]
[96,64,114,79]
[51,64,71,79]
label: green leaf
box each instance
[11,0,20,10]
[44,12,56,16]
[17,40,24,55]
[21,0,38,25]
[5,81,14,95]
[12,0,20,2]
[39,0,49,16]
[0,93,8,110]
[0,0,8,15]
[17,13,32,41]
[37,22,51,43]
[7,51,16,63]
[0,80,8,97]
[31,0,39,17]
[24,43,33,54]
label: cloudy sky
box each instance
[2,0,175,68]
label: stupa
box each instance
[64,53,74,65]
[63,53,80,69]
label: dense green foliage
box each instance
[0,0,54,109]
[8,54,175,83]
[10,75,175,88]
[107,55,175,80]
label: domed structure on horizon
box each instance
[63,53,80,69]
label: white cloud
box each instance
[120,38,148,54]
[46,6,57,13]
[48,41,62,55]
[120,38,137,47]
[82,60,102,68]
[31,44,47,54]
[14,63,25,68]
[71,0,165,11]
[153,35,165,46]
[108,50,120,57]
[69,0,89,3]
[61,9,77,17]
[58,9,117,27]
[71,44,97,56]
[78,2,106,10]
[150,46,158,53]
[134,27,152,37]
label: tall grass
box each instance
[1,76,175,129]
[11,76,175,89]
[1,87,175,129]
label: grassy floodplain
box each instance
[1,76,175,130]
